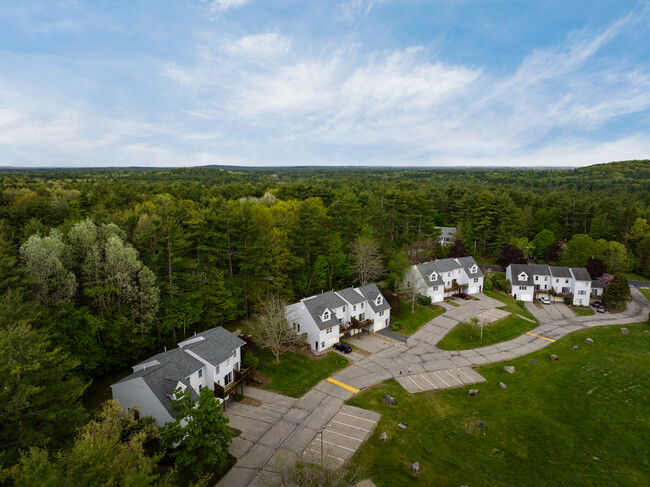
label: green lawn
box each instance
[390,300,445,335]
[627,272,650,282]
[483,289,536,321]
[436,314,537,351]
[569,305,596,316]
[347,322,650,487]
[640,288,650,301]
[256,349,349,398]
[443,299,460,307]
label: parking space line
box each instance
[526,332,555,342]
[408,375,423,391]
[457,368,475,383]
[307,448,345,462]
[323,440,355,452]
[431,371,450,387]
[444,369,463,384]
[325,429,363,442]
[421,374,437,389]
[331,420,371,432]
[326,378,360,394]
[339,412,376,424]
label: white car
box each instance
[540,297,551,305]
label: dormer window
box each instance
[376,296,382,305]
[518,272,528,281]
[429,272,437,281]
[323,310,330,321]
[471,265,477,274]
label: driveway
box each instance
[219,287,650,486]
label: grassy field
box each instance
[444,299,460,307]
[256,349,349,397]
[483,289,537,321]
[436,314,537,351]
[627,272,650,282]
[390,300,445,335]
[569,305,596,316]
[347,322,650,487]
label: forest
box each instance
[1,159,649,480]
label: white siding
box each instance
[111,378,173,427]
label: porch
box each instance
[214,363,254,410]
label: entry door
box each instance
[314,341,318,350]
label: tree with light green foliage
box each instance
[160,386,233,478]
[7,401,164,487]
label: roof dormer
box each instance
[321,308,331,321]
[429,271,438,281]
[471,265,478,274]
[518,272,528,281]
[375,295,383,306]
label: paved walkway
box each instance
[218,288,650,486]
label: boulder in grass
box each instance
[383,394,397,406]
[621,328,629,335]
[468,389,479,396]
[503,365,515,374]
[411,462,420,474]
[379,432,388,441]
[572,345,579,351]
[585,337,594,345]
[549,354,559,361]
[529,359,538,364]
[499,382,508,390]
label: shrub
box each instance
[416,294,432,306]
[243,351,259,369]
[385,291,402,316]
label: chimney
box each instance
[164,346,167,352]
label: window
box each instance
[544,277,548,281]
[198,369,203,378]
[323,311,330,320]
[353,305,356,311]
[232,350,237,358]
[360,303,364,309]
[565,279,569,284]
[473,278,478,283]
[432,286,438,291]
[535,276,538,281]
[224,372,232,386]
[321,341,325,349]
[199,384,202,391]
[376,296,382,305]
[578,290,586,295]
[215,365,220,374]
[379,311,384,316]
[326,327,332,334]
[342,306,346,312]
[359,313,365,321]
[519,286,526,291]
[292,322,301,332]
[185,376,190,382]
[556,278,559,283]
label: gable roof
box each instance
[357,283,391,312]
[436,226,457,239]
[591,279,604,289]
[302,291,346,330]
[335,287,365,305]
[570,267,591,281]
[527,264,551,276]
[456,256,484,278]
[180,327,245,366]
[549,266,572,278]
[508,263,533,286]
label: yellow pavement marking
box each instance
[526,332,556,342]
[326,378,360,394]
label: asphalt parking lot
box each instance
[302,404,380,467]
[396,366,486,393]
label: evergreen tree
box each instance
[603,273,630,308]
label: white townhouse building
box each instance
[403,256,484,303]
[285,283,391,352]
[505,264,593,306]
[111,327,246,426]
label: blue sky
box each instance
[1,0,649,167]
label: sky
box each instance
[1,1,650,168]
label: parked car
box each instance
[456,292,471,300]
[540,296,551,305]
[592,300,602,308]
[333,342,352,353]
[596,305,607,313]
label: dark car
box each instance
[333,342,352,354]
[457,292,471,300]
[592,300,602,308]
[596,305,607,313]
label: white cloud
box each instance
[335,0,376,23]
[204,0,250,12]
[226,32,291,59]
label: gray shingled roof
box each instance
[527,264,551,276]
[456,256,484,278]
[303,291,345,331]
[570,267,591,281]
[416,258,464,286]
[436,226,456,239]
[335,287,365,305]
[549,266,572,278]
[591,279,603,289]
[357,283,391,312]
[509,264,533,286]
[182,327,245,366]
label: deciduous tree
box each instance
[248,294,301,363]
